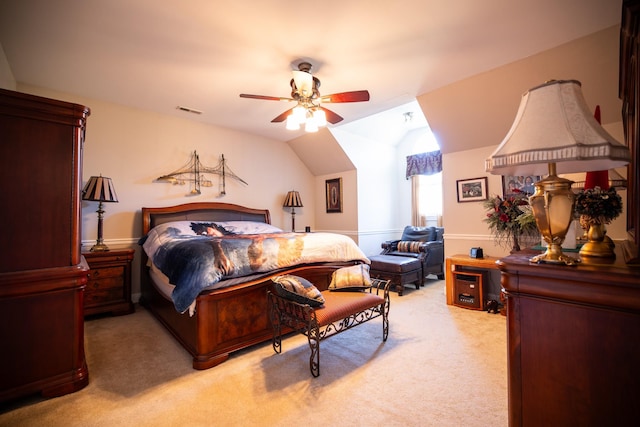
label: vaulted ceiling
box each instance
[0,0,622,145]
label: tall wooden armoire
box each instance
[0,89,90,402]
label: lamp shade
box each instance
[283,190,303,208]
[82,175,118,202]
[486,80,631,176]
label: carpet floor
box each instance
[0,279,508,426]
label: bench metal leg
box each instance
[268,293,282,354]
[308,321,320,377]
[382,295,390,341]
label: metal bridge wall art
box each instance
[155,150,247,196]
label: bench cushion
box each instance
[314,291,385,326]
[369,254,421,273]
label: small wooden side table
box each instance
[445,254,501,307]
[83,248,135,316]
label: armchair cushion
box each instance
[401,226,437,242]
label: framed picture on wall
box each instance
[502,175,542,197]
[325,178,343,213]
[456,177,488,203]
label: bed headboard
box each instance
[142,202,271,234]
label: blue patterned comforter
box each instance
[140,221,369,313]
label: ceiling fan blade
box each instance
[320,90,370,103]
[240,94,293,101]
[320,106,344,124]
[271,108,294,123]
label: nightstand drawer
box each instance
[85,285,123,304]
[88,266,124,280]
[87,275,123,291]
[83,248,135,316]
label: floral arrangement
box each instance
[483,189,539,251]
[575,186,623,226]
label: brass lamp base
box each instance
[530,243,579,265]
[90,202,110,251]
[579,223,615,258]
[528,162,579,266]
[90,242,110,252]
[579,241,615,258]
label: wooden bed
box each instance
[140,202,359,370]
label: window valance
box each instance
[406,150,442,179]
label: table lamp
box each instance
[82,175,119,251]
[486,80,630,264]
[283,190,303,232]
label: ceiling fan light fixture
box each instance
[313,109,327,127]
[239,61,369,128]
[286,114,300,130]
[305,119,318,133]
[292,105,307,122]
[292,70,313,97]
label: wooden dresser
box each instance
[498,251,640,426]
[84,249,135,316]
[0,89,90,402]
[499,4,640,424]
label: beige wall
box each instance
[0,43,15,90]
[418,25,621,155]
[315,170,359,234]
[288,128,360,242]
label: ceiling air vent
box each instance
[176,106,203,115]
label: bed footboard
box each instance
[140,262,357,370]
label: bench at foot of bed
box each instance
[267,278,391,377]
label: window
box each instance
[410,130,442,226]
[418,172,443,219]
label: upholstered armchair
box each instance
[381,226,445,280]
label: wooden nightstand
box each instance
[83,248,135,316]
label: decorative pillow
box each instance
[397,240,423,253]
[328,264,372,291]
[272,275,325,307]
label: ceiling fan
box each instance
[239,62,370,131]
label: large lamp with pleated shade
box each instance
[486,80,631,264]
